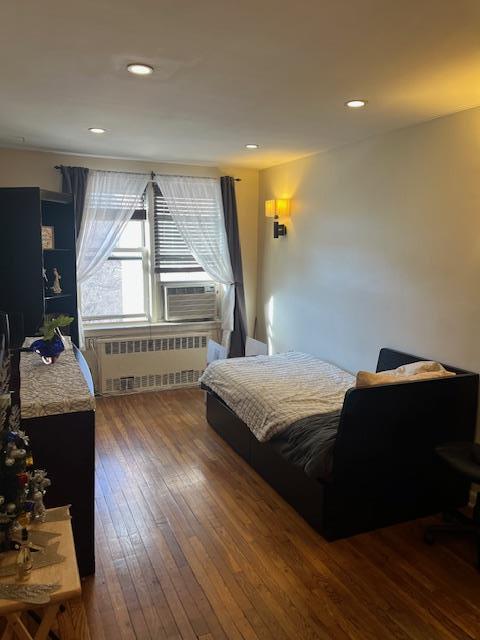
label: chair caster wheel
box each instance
[424,531,435,545]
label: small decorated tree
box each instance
[0,349,50,550]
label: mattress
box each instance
[200,351,354,442]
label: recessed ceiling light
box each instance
[88,127,106,134]
[245,143,259,149]
[345,99,367,108]
[127,63,154,76]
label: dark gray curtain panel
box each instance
[59,165,89,237]
[220,176,247,357]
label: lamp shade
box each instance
[275,199,290,217]
[265,198,290,218]
[265,200,276,218]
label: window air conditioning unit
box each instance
[164,283,217,322]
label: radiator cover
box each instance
[96,333,210,395]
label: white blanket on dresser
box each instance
[199,352,355,442]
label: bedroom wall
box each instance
[0,147,259,335]
[257,106,480,394]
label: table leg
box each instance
[1,621,14,640]
[33,605,59,640]
[2,604,60,640]
[3,614,32,640]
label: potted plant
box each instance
[30,315,74,364]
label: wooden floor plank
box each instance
[80,389,480,640]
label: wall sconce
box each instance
[265,199,290,238]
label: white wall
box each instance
[257,106,480,385]
[0,147,259,335]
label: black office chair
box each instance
[425,442,480,569]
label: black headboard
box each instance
[376,348,472,376]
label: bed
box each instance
[201,348,479,539]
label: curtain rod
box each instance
[54,166,241,181]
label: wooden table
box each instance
[0,507,82,640]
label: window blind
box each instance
[153,184,205,274]
[89,191,146,219]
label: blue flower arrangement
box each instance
[30,315,74,365]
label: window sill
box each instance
[84,319,221,339]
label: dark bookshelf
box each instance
[0,187,79,345]
[45,294,72,301]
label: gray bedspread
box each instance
[271,410,342,482]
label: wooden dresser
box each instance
[20,338,95,577]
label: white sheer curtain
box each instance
[154,175,235,346]
[77,170,150,345]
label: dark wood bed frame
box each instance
[202,348,479,540]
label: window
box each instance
[81,182,219,327]
[153,184,210,282]
[81,205,150,324]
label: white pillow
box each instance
[394,360,447,376]
[356,361,455,388]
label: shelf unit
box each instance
[0,187,79,345]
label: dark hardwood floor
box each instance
[81,389,480,639]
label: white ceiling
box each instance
[1,0,479,169]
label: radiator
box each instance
[95,333,210,395]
